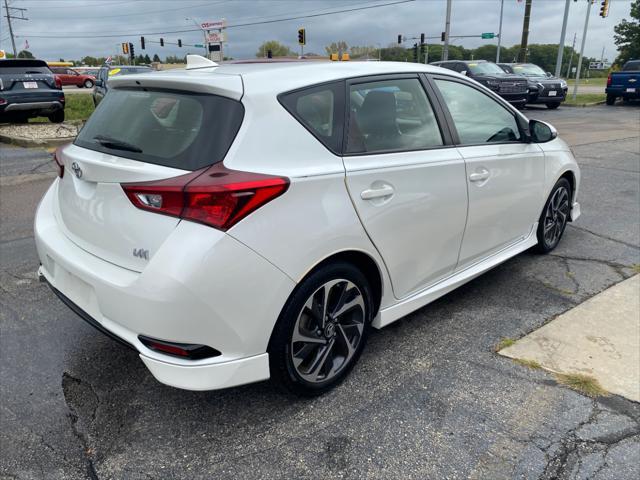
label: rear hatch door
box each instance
[54,75,244,272]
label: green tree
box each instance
[17,50,34,58]
[143,54,151,64]
[614,0,640,66]
[152,53,161,63]
[256,40,295,57]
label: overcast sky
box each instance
[0,0,632,62]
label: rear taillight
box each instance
[122,163,289,231]
[53,148,64,178]
[54,76,62,89]
[607,74,612,86]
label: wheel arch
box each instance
[298,250,384,318]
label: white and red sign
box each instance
[201,20,226,30]
[206,32,226,43]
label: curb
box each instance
[0,133,76,148]
[562,100,607,108]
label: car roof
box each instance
[110,60,462,98]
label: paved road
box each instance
[1,105,639,479]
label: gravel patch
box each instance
[0,123,79,140]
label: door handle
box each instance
[469,169,490,183]
[361,185,395,200]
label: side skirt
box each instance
[373,223,539,329]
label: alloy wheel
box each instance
[543,185,570,247]
[290,279,366,384]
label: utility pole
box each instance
[555,0,571,77]
[442,0,452,61]
[566,32,576,77]
[518,0,533,62]
[496,0,504,62]
[3,0,28,57]
[572,0,593,100]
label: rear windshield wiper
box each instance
[92,135,142,153]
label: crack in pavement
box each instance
[566,224,640,251]
[61,372,100,480]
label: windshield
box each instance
[467,62,506,75]
[511,64,546,76]
[622,60,640,72]
[74,88,244,170]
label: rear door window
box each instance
[279,81,344,154]
[74,88,244,170]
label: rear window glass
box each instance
[622,61,640,71]
[0,60,51,74]
[74,88,244,170]
[279,81,344,154]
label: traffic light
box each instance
[160,38,164,47]
[178,39,182,48]
[413,43,418,63]
[267,49,273,59]
[397,34,402,44]
[140,36,145,50]
[420,33,425,45]
[129,42,134,60]
[599,0,609,17]
[122,42,129,54]
[297,28,306,45]
[441,31,446,42]
[420,42,425,60]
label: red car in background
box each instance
[50,67,95,88]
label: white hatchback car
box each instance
[35,56,580,396]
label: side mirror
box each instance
[529,119,557,143]
[546,71,552,78]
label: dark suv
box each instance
[93,65,152,106]
[498,63,568,109]
[431,60,528,107]
[0,59,65,123]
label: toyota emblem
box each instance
[71,162,82,179]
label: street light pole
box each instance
[442,0,452,61]
[572,0,593,101]
[555,0,571,77]
[496,0,504,63]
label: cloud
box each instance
[1,0,630,63]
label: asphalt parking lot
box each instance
[1,104,639,479]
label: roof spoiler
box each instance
[186,55,218,70]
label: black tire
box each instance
[83,79,94,88]
[48,110,65,124]
[268,262,373,396]
[546,102,561,109]
[606,94,616,105]
[534,178,571,254]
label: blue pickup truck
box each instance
[606,60,639,105]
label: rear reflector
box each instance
[53,148,64,178]
[122,163,289,231]
[138,335,221,360]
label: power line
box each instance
[17,0,415,39]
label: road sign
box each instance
[481,33,495,39]
[589,61,610,70]
[194,44,204,48]
[0,50,5,59]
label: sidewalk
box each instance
[500,275,640,401]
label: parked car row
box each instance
[49,66,96,88]
[431,59,568,109]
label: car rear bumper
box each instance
[3,100,64,112]
[35,180,296,391]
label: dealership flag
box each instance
[24,40,29,50]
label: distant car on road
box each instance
[606,60,640,105]
[497,63,568,109]
[431,60,528,107]
[0,59,65,123]
[93,65,152,106]
[50,67,95,88]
